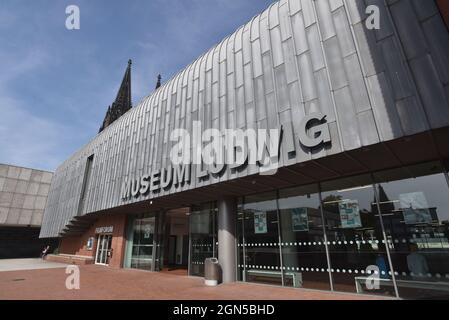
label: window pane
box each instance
[189,202,217,277]
[237,197,244,281]
[374,162,449,299]
[321,175,395,297]
[125,214,155,271]
[239,191,282,286]
[278,184,331,290]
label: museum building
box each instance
[41,0,449,299]
[0,164,56,258]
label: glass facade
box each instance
[189,202,217,276]
[121,161,449,299]
[238,192,282,286]
[373,162,449,299]
[278,184,330,290]
[124,214,156,271]
[124,205,217,276]
[237,161,449,299]
[321,174,395,296]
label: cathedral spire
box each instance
[155,74,162,90]
[99,60,133,133]
[114,59,132,111]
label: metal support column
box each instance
[218,196,237,283]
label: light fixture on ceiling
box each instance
[337,185,372,193]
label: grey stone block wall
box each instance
[0,164,53,227]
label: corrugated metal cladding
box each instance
[40,0,449,238]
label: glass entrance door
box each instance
[95,234,112,265]
[124,214,156,271]
[189,202,218,276]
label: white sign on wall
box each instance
[95,226,113,234]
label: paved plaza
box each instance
[0,258,68,272]
[0,261,385,300]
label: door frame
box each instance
[95,233,112,266]
[124,213,159,271]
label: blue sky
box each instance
[0,0,274,171]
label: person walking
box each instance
[41,245,50,260]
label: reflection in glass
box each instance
[235,161,449,298]
[189,202,217,277]
[238,192,282,286]
[374,162,449,299]
[320,175,396,297]
[278,184,330,290]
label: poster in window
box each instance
[291,208,309,232]
[400,192,432,225]
[144,223,154,239]
[339,200,362,229]
[254,212,267,234]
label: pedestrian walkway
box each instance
[0,264,387,300]
[0,258,68,272]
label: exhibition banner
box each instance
[254,212,268,234]
[339,200,362,229]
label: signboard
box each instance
[339,200,362,229]
[95,226,113,234]
[121,114,331,202]
[254,212,268,234]
[400,192,432,224]
[291,208,309,232]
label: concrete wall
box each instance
[40,0,449,238]
[0,164,53,227]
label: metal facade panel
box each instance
[40,0,449,238]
